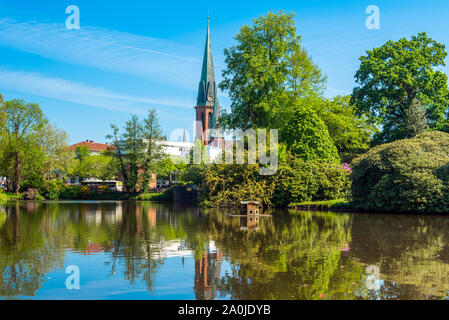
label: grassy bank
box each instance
[0,191,22,203]
[289,199,350,211]
[132,192,169,202]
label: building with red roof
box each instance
[69,140,114,155]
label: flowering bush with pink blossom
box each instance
[341,163,352,174]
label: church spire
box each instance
[197,17,218,110]
[195,17,221,145]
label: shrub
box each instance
[201,163,276,207]
[80,185,91,198]
[179,165,206,185]
[273,156,351,207]
[281,106,340,164]
[135,186,173,202]
[97,185,109,193]
[0,190,8,203]
[196,155,350,207]
[20,173,46,193]
[22,188,43,200]
[59,185,82,199]
[351,130,449,213]
[41,179,68,200]
[136,193,162,201]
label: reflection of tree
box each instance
[350,214,449,299]
[197,209,362,299]
[0,203,65,298]
[0,201,167,297]
[109,202,164,291]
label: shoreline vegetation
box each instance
[289,199,349,211]
[0,189,170,203]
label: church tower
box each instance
[195,18,221,146]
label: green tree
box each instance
[35,123,75,179]
[0,99,46,193]
[317,96,376,161]
[351,32,449,143]
[72,153,117,181]
[108,115,145,193]
[108,111,166,193]
[219,11,323,130]
[141,109,164,192]
[404,97,428,138]
[288,47,326,99]
[280,106,340,164]
[74,145,90,161]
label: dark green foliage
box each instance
[404,97,428,138]
[280,106,340,164]
[135,186,174,202]
[317,95,376,162]
[20,173,46,193]
[273,156,351,207]
[179,164,206,185]
[36,180,128,200]
[351,33,449,143]
[201,163,276,207]
[190,154,350,208]
[351,131,449,213]
[40,179,68,200]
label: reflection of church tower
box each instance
[195,18,222,147]
[194,246,223,300]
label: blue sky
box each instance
[1,0,449,144]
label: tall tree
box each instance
[351,32,449,143]
[220,11,325,130]
[35,123,74,179]
[0,99,46,193]
[141,109,164,192]
[117,115,144,193]
[288,47,326,99]
[404,97,428,138]
[107,124,129,189]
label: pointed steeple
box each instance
[197,17,219,111]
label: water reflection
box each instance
[0,202,449,300]
[194,243,223,300]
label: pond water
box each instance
[0,201,449,300]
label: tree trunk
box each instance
[13,151,22,194]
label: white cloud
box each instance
[0,18,204,90]
[0,68,192,113]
